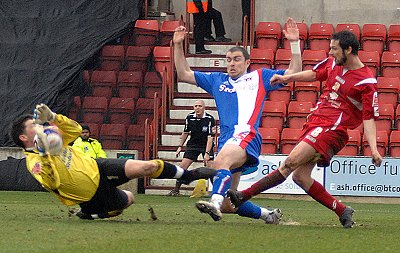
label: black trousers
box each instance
[205,8,226,37]
[193,12,208,51]
[241,0,251,40]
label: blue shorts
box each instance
[218,128,262,174]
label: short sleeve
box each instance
[261,68,286,91]
[361,85,379,120]
[194,71,224,95]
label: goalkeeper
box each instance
[10,104,215,220]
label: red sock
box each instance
[242,169,286,200]
[307,180,346,216]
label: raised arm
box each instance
[283,17,302,75]
[363,118,383,167]
[173,26,196,84]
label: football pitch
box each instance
[0,191,398,253]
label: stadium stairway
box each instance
[146,44,234,195]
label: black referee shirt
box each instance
[184,112,215,149]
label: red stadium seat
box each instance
[337,129,361,156]
[67,96,81,121]
[255,22,282,52]
[249,48,274,71]
[377,77,399,108]
[335,23,361,41]
[362,130,388,157]
[302,50,327,70]
[100,45,125,71]
[361,24,387,56]
[153,46,172,74]
[287,101,312,129]
[308,23,334,53]
[127,124,146,151]
[274,49,292,70]
[259,127,280,154]
[293,81,320,102]
[268,81,293,106]
[125,46,152,73]
[381,51,400,78]
[80,122,100,139]
[261,101,287,132]
[358,50,380,77]
[134,19,159,46]
[282,22,308,52]
[135,97,160,124]
[100,124,127,150]
[109,97,136,126]
[389,130,400,157]
[280,128,302,154]
[117,71,143,99]
[375,103,394,135]
[160,20,181,46]
[90,70,117,98]
[143,71,163,98]
[81,96,108,124]
[388,24,400,52]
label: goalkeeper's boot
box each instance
[262,208,283,225]
[195,200,222,221]
[178,167,217,185]
[339,206,355,228]
[226,189,247,208]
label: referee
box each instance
[168,100,216,196]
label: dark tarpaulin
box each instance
[0,0,139,146]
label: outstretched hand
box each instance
[173,26,186,44]
[283,17,299,42]
[270,74,287,85]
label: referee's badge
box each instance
[202,126,208,132]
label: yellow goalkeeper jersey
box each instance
[24,114,100,206]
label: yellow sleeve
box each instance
[53,114,82,145]
[94,140,107,158]
[25,153,60,191]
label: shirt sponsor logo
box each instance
[32,162,42,174]
[219,84,236,93]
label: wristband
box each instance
[290,40,301,55]
[205,151,210,155]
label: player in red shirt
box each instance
[227,30,383,228]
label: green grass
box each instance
[0,191,398,253]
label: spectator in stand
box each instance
[73,125,107,159]
[204,0,232,43]
[187,0,212,54]
[168,100,216,196]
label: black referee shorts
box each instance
[183,147,214,161]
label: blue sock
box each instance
[235,201,262,219]
[211,169,232,196]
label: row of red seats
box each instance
[68,96,160,126]
[259,127,400,157]
[83,70,162,99]
[92,45,172,73]
[266,77,400,106]
[256,22,400,54]
[250,48,400,77]
[118,19,180,47]
[75,122,146,151]
[261,101,400,135]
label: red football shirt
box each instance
[311,57,379,130]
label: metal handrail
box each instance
[250,0,255,49]
[153,92,160,158]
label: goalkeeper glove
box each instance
[33,104,56,125]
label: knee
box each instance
[124,190,135,207]
[292,171,307,186]
[283,156,297,173]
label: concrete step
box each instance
[173,98,216,107]
[169,109,219,120]
[165,124,184,132]
[177,82,207,93]
[161,134,180,146]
